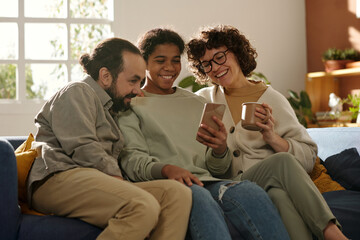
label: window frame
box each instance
[0,0,116,114]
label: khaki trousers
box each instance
[32,168,192,240]
[240,152,338,240]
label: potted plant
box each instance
[343,48,360,61]
[287,90,316,128]
[343,48,360,69]
[322,48,360,72]
[342,94,360,123]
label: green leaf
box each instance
[178,76,196,88]
[287,97,300,110]
[300,91,312,108]
[302,108,313,119]
[192,82,207,92]
[299,117,308,128]
[249,71,271,85]
[288,90,300,101]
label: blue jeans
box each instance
[205,180,290,240]
[187,184,232,240]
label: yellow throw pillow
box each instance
[309,157,345,193]
[15,133,37,203]
[15,133,45,215]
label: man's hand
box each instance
[161,165,203,187]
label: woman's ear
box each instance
[98,67,112,88]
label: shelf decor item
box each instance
[322,48,360,72]
[342,93,360,123]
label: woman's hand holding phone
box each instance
[196,103,228,156]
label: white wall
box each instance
[0,0,307,136]
[114,0,307,91]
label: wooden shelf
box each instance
[305,68,360,113]
[306,67,360,79]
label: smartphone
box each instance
[197,103,226,140]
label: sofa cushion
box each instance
[323,148,360,191]
[322,190,360,239]
[18,214,102,240]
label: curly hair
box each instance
[137,28,185,62]
[79,37,141,81]
[186,25,258,84]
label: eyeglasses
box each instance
[199,49,229,73]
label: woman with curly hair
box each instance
[186,25,348,240]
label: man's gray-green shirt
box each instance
[27,76,124,206]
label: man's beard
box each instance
[105,83,137,113]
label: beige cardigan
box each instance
[196,85,318,178]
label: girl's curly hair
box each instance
[186,25,257,84]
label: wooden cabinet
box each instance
[305,68,360,113]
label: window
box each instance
[0,0,114,102]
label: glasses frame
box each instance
[200,49,229,73]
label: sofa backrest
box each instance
[307,127,360,161]
[1,136,28,150]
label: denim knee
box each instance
[218,180,271,204]
[214,181,290,240]
[190,184,217,206]
[188,184,232,240]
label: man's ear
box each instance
[98,67,112,88]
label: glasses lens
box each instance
[213,52,226,65]
[200,61,211,73]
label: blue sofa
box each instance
[305,127,360,239]
[1,127,360,239]
[0,137,102,240]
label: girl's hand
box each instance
[196,116,228,156]
[161,165,203,187]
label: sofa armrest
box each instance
[0,139,21,239]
